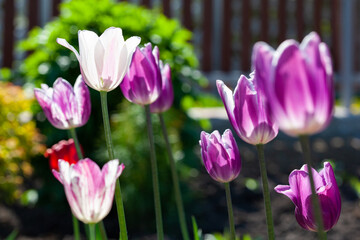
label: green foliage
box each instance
[17,0,206,91]
[5,230,18,240]
[11,0,215,236]
[192,216,202,240]
[0,82,45,202]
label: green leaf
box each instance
[192,216,201,240]
[5,230,18,240]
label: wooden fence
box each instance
[1,0,359,109]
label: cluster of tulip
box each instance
[34,26,341,240]
[35,27,177,240]
[200,32,340,240]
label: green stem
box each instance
[67,128,81,240]
[145,105,164,240]
[72,214,80,240]
[224,182,236,240]
[299,135,327,240]
[158,113,189,240]
[69,128,83,159]
[98,221,108,240]
[89,223,96,240]
[256,144,275,240]
[100,91,128,240]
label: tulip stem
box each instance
[145,106,164,240]
[89,223,96,240]
[256,144,275,240]
[100,91,128,240]
[66,128,82,240]
[299,135,327,240]
[71,214,80,240]
[224,182,236,240]
[158,113,190,240]
[98,221,108,240]
[69,128,83,159]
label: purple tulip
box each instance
[150,62,174,113]
[34,75,91,130]
[57,27,140,92]
[199,129,241,183]
[120,43,162,105]
[252,32,334,136]
[217,73,278,145]
[275,162,341,232]
[53,158,125,223]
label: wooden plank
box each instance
[277,0,287,43]
[3,0,15,68]
[296,0,304,40]
[330,0,340,71]
[141,0,151,7]
[28,0,39,31]
[221,0,232,71]
[52,0,62,17]
[241,0,251,71]
[353,0,360,71]
[162,0,171,17]
[202,0,213,71]
[182,0,193,30]
[260,0,269,42]
[314,0,323,37]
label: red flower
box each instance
[45,139,80,171]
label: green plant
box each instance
[0,82,45,202]
[10,0,217,237]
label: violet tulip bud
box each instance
[120,43,162,105]
[34,75,91,130]
[275,162,341,232]
[252,32,334,136]
[217,73,278,145]
[199,129,241,183]
[150,61,174,113]
[53,158,125,224]
[57,27,140,92]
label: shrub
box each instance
[12,0,213,236]
[0,82,45,202]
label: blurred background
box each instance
[1,0,360,239]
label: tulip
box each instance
[44,139,79,171]
[150,61,173,113]
[275,162,341,232]
[34,75,91,130]
[57,27,140,92]
[216,73,278,145]
[53,158,125,224]
[252,32,334,136]
[120,43,162,105]
[199,129,241,183]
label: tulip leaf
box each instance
[5,230,18,240]
[192,216,202,240]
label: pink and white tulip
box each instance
[57,27,140,92]
[34,75,91,130]
[53,158,125,224]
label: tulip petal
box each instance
[216,80,239,134]
[74,75,91,126]
[56,38,80,61]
